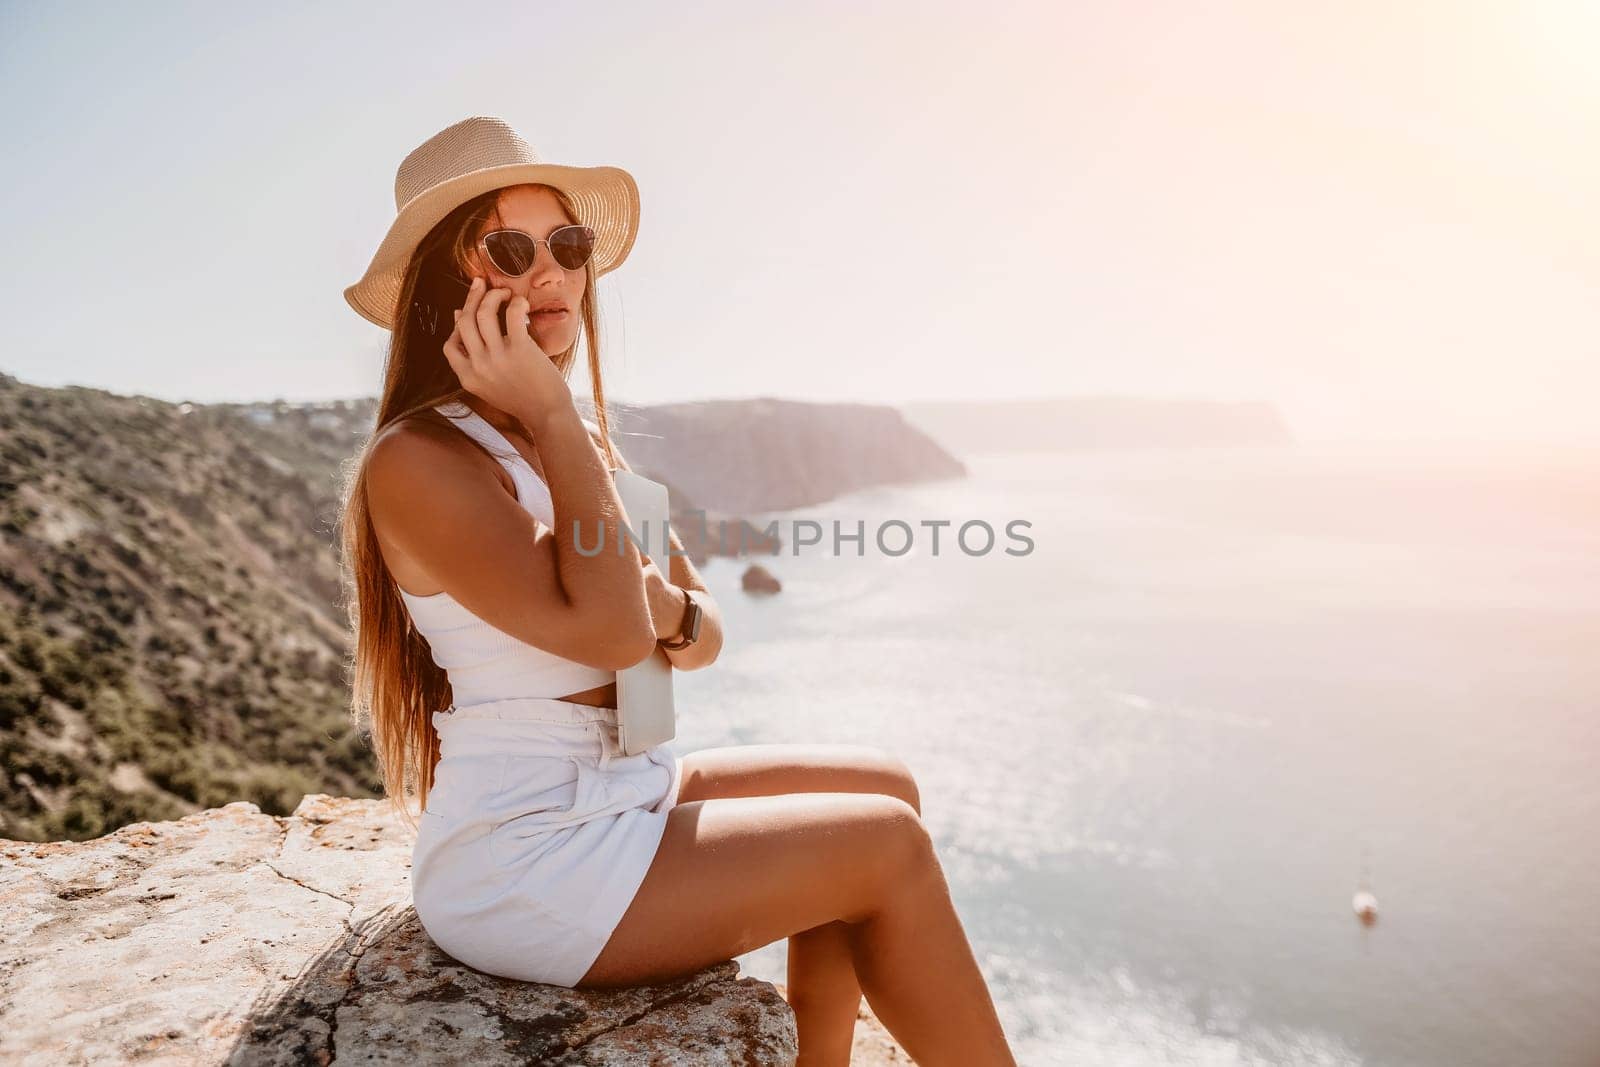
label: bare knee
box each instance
[886,796,933,869]
[840,796,936,923]
[887,755,922,816]
[858,745,922,816]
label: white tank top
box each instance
[395,400,617,706]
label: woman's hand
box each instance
[442,275,574,426]
[640,559,688,642]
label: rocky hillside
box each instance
[0,375,377,841]
[0,375,967,842]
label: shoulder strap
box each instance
[432,402,552,521]
[434,401,528,471]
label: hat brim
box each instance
[343,161,639,330]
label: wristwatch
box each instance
[659,588,704,651]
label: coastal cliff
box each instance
[579,396,968,515]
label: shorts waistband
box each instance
[431,696,627,768]
[433,695,619,727]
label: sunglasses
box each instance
[478,224,596,275]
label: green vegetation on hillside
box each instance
[0,374,381,841]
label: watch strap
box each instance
[660,589,701,650]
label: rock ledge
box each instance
[0,794,796,1065]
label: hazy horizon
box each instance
[3,1,1596,447]
[12,367,1600,455]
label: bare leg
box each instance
[675,743,925,1065]
[578,759,1015,1065]
[847,829,1013,1063]
[788,920,861,1066]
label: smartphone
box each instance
[410,254,513,342]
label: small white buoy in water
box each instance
[1352,887,1379,926]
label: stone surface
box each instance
[0,794,797,1065]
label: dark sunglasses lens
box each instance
[549,225,596,270]
[484,230,538,275]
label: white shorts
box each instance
[410,695,683,987]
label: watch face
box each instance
[686,602,703,640]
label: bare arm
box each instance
[366,407,657,672]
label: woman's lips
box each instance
[531,309,569,322]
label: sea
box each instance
[662,438,1600,1067]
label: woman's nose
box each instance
[526,240,567,282]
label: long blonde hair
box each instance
[336,183,621,829]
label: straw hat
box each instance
[343,115,640,330]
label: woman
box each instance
[338,115,1015,1066]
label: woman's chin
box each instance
[535,328,577,350]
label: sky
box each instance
[1,0,1596,443]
